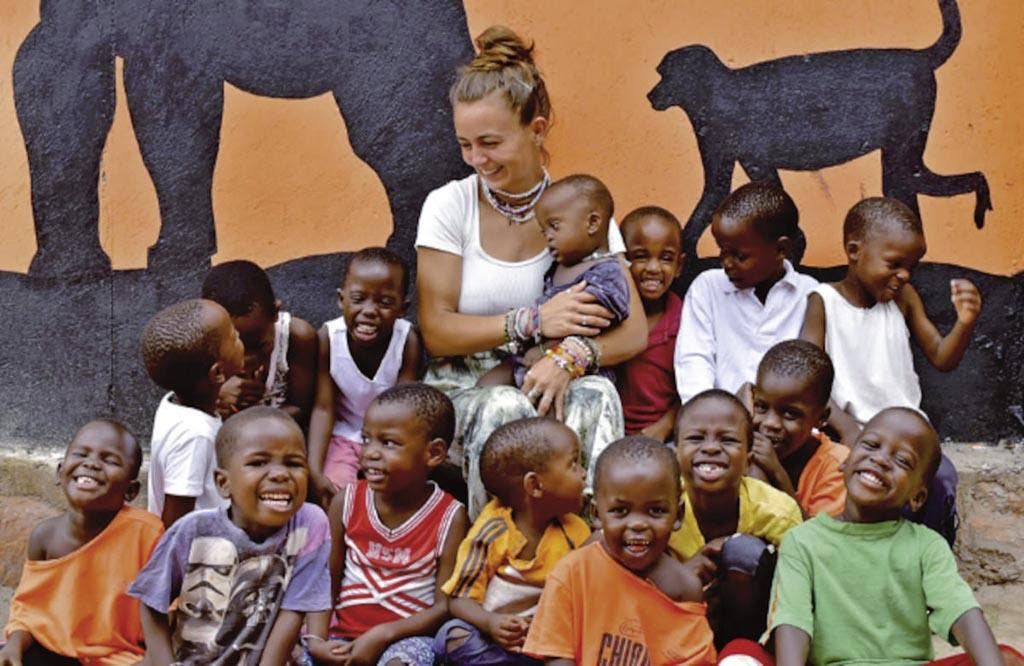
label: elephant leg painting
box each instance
[13,2,117,279]
[13,0,473,278]
[648,0,992,262]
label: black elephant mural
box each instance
[648,0,991,264]
[13,0,474,278]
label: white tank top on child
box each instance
[326,316,411,441]
[815,284,921,425]
[260,311,291,409]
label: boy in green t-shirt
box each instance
[763,407,1005,666]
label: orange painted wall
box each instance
[2,0,1022,275]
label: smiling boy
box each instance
[2,419,162,666]
[130,407,331,665]
[749,340,847,518]
[523,436,715,666]
[764,408,1008,666]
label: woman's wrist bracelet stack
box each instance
[543,335,601,378]
[504,306,541,348]
[561,335,599,372]
[544,346,586,378]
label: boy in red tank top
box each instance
[305,384,468,665]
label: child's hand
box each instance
[750,431,786,488]
[640,419,673,443]
[343,626,392,665]
[0,644,22,666]
[488,613,530,651]
[950,279,982,326]
[522,345,545,367]
[311,472,340,509]
[305,635,348,665]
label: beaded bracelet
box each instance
[562,335,600,373]
[505,306,542,346]
[579,335,602,371]
[545,345,586,378]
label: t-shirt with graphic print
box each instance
[524,542,716,665]
[129,503,330,665]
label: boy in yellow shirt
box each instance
[436,417,589,664]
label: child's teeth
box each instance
[75,476,99,489]
[860,471,884,488]
[260,493,292,509]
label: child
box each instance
[1,420,162,666]
[675,181,818,403]
[618,206,685,440]
[302,383,468,666]
[524,436,716,665]
[476,174,630,389]
[141,298,245,527]
[307,247,422,504]
[801,197,979,543]
[672,389,802,646]
[202,260,318,427]
[749,340,848,518]
[762,407,1011,666]
[802,197,981,434]
[129,407,331,664]
[436,417,590,665]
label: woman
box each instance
[416,26,646,516]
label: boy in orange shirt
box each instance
[748,340,848,518]
[2,420,163,665]
[524,436,715,666]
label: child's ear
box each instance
[125,479,141,502]
[907,484,929,514]
[673,252,686,279]
[336,288,345,310]
[214,467,232,499]
[523,471,543,499]
[54,462,62,486]
[776,235,792,259]
[209,361,228,386]
[674,500,685,531]
[425,438,447,469]
[818,404,831,430]
[586,212,602,235]
[845,239,862,261]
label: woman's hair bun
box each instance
[450,25,551,129]
[472,25,535,72]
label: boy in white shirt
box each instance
[141,299,244,527]
[675,182,817,403]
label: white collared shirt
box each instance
[674,261,819,403]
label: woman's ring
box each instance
[581,316,588,327]
[527,389,541,401]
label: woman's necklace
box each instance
[481,169,550,225]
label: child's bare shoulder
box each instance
[649,552,703,603]
[26,514,67,561]
[288,315,318,346]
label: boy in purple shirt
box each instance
[130,407,330,664]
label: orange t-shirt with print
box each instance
[795,432,849,518]
[524,542,716,666]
